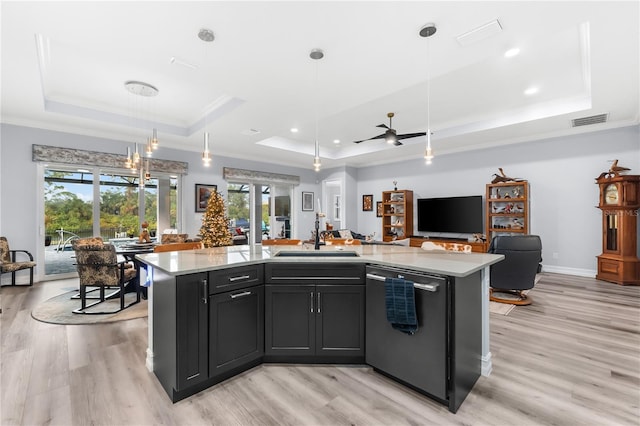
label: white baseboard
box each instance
[540,264,596,278]
[145,348,154,372]
[481,352,493,376]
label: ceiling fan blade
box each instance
[395,132,427,141]
[393,140,403,146]
[376,124,390,129]
[353,133,387,143]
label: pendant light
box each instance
[145,137,153,156]
[420,23,437,165]
[199,28,215,167]
[124,80,160,160]
[310,48,324,172]
[144,157,151,181]
[202,132,212,167]
[133,143,140,165]
[125,146,133,169]
[151,128,159,150]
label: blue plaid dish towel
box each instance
[385,277,418,335]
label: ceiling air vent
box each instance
[571,113,609,127]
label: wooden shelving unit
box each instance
[485,181,529,242]
[382,190,413,242]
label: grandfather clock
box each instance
[595,174,640,285]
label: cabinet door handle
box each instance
[310,292,314,313]
[317,292,321,314]
[202,279,208,304]
[230,290,252,299]
[229,275,251,282]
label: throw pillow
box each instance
[339,229,353,239]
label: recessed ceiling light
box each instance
[524,86,539,96]
[290,128,298,133]
[333,139,340,144]
[504,48,520,58]
[198,28,215,43]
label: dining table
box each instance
[115,242,156,298]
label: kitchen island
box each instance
[137,244,502,413]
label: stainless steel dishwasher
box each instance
[365,265,449,403]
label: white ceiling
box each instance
[2,1,638,169]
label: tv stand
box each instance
[409,236,488,253]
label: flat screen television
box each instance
[417,195,483,234]
[273,196,290,217]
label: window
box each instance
[42,166,178,278]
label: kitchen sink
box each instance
[273,250,360,257]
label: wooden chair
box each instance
[160,233,189,244]
[72,237,139,314]
[153,241,204,253]
[261,239,301,245]
[0,236,36,286]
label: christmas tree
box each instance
[199,189,233,248]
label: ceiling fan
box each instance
[353,112,426,146]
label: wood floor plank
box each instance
[1,273,639,425]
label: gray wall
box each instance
[1,123,639,281]
[354,125,640,276]
[0,124,321,282]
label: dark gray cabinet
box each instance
[153,269,209,401]
[209,285,264,376]
[265,263,365,361]
[265,284,316,356]
[175,273,209,390]
[316,284,365,356]
[150,259,480,412]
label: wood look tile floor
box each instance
[1,273,639,425]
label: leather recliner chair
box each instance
[488,235,542,305]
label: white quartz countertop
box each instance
[136,243,503,278]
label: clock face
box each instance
[605,184,619,204]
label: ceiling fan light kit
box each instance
[353,111,426,146]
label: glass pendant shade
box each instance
[125,146,133,169]
[424,130,434,164]
[133,144,140,164]
[202,132,212,166]
[151,128,159,150]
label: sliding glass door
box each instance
[41,165,178,279]
[226,182,292,244]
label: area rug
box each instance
[31,290,147,325]
[489,300,517,316]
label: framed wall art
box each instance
[376,201,383,217]
[196,184,217,212]
[363,194,373,211]
[302,191,314,211]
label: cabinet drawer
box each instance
[266,263,365,285]
[209,264,264,294]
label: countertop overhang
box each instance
[137,243,503,278]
